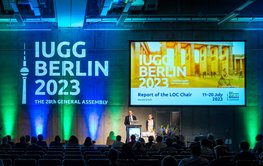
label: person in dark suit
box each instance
[124,110,137,125]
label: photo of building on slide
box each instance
[130,41,245,88]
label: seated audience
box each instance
[49,135,63,147]
[210,145,233,166]
[178,142,209,166]
[6,135,14,146]
[160,137,178,153]
[25,135,31,144]
[83,136,94,147]
[150,135,166,150]
[233,141,257,163]
[37,134,48,148]
[112,135,124,149]
[138,137,146,147]
[120,143,134,159]
[161,155,178,166]
[132,141,146,155]
[106,131,115,145]
[214,138,230,152]
[253,134,263,156]
[128,135,136,148]
[201,138,214,155]
[15,136,28,149]
[177,135,186,147]
[108,148,119,166]
[207,133,216,149]
[67,135,79,147]
[26,136,43,151]
[0,137,12,149]
[172,136,183,149]
[145,136,155,148]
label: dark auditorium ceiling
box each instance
[0,0,262,29]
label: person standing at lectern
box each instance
[124,110,137,125]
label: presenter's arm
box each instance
[133,116,137,120]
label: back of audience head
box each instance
[68,135,79,145]
[25,135,30,143]
[239,141,250,151]
[156,136,163,143]
[201,138,210,147]
[215,138,224,146]
[165,138,173,146]
[190,142,201,156]
[214,145,227,159]
[6,135,12,141]
[138,137,145,144]
[130,135,136,142]
[20,136,26,143]
[31,136,37,144]
[207,133,215,140]
[148,136,154,142]
[54,135,61,143]
[84,136,92,146]
[37,134,44,141]
[161,155,178,166]
[2,137,8,144]
[116,135,121,142]
[256,134,263,141]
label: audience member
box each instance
[15,136,28,149]
[112,135,124,149]
[106,131,115,145]
[201,138,214,155]
[120,143,134,159]
[207,133,216,149]
[160,137,177,153]
[161,155,178,166]
[0,137,12,149]
[150,135,166,150]
[25,135,31,144]
[49,135,63,147]
[145,136,155,148]
[178,142,209,166]
[6,135,14,146]
[214,138,230,152]
[83,136,93,147]
[67,135,79,147]
[233,141,257,163]
[210,145,232,166]
[128,135,136,148]
[171,137,183,149]
[108,148,119,166]
[138,137,146,147]
[172,135,185,149]
[132,141,146,155]
[253,134,263,155]
[215,138,225,146]
[26,136,43,151]
[37,134,48,148]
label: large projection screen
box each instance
[130,41,246,106]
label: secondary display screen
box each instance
[130,41,246,106]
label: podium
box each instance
[125,125,142,143]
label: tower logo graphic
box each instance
[20,43,29,104]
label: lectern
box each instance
[126,124,142,143]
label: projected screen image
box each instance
[130,41,245,106]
